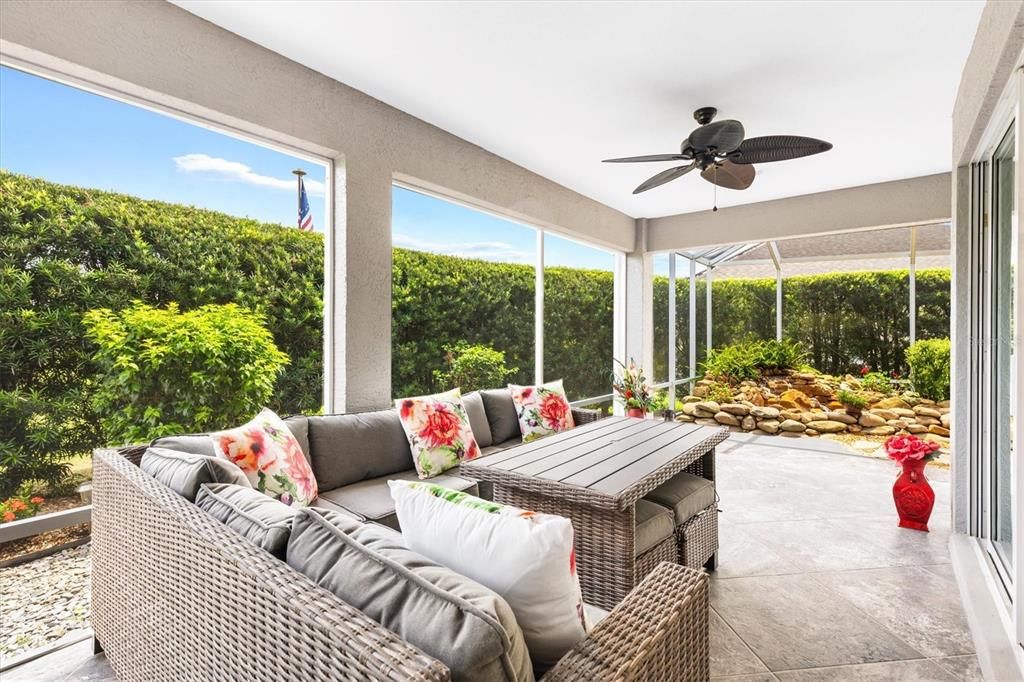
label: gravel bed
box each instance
[0,543,90,663]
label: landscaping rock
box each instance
[675,413,695,423]
[906,424,928,434]
[937,400,951,409]
[940,413,951,428]
[741,415,757,431]
[780,409,804,422]
[891,407,916,418]
[720,403,750,416]
[874,397,912,410]
[805,428,819,436]
[915,415,941,426]
[848,424,863,433]
[871,408,900,421]
[750,406,780,419]
[695,418,719,427]
[714,411,741,427]
[858,412,887,428]
[929,425,951,437]
[779,389,814,410]
[695,401,720,415]
[757,419,781,434]
[779,419,806,433]
[681,402,698,416]
[914,405,942,418]
[806,420,848,434]
[862,425,897,436]
[824,411,857,425]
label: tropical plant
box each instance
[432,343,518,394]
[701,338,809,382]
[83,302,289,444]
[756,339,809,371]
[836,389,869,410]
[703,381,737,404]
[1,485,44,523]
[905,338,951,401]
[860,371,894,394]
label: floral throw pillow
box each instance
[210,408,317,506]
[395,388,480,479]
[509,379,575,443]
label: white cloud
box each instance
[172,153,325,196]
[393,233,532,264]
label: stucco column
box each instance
[330,155,394,412]
[623,218,654,378]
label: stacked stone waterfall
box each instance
[676,370,951,447]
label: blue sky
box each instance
[0,65,612,270]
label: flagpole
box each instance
[292,168,306,230]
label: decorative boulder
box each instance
[858,412,887,428]
[871,408,899,421]
[714,412,741,427]
[929,425,950,437]
[824,411,857,425]
[906,424,928,434]
[750,406,780,420]
[741,416,757,431]
[874,397,912,410]
[862,425,897,436]
[806,420,848,434]
[675,413,695,423]
[779,389,814,410]
[757,420,781,434]
[720,403,750,416]
[914,405,942,419]
[779,419,806,433]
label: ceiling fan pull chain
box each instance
[713,165,718,212]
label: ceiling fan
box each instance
[603,107,832,205]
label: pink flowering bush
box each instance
[884,434,941,464]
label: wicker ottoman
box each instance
[644,471,718,570]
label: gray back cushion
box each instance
[140,447,250,502]
[288,509,533,682]
[151,415,311,462]
[480,389,521,444]
[196,483,296,559]
[306,411,413,490]
[462,391,493,448]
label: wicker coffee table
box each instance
[461,417,728,609]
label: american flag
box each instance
[298,177,314,232]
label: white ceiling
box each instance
[174,1,984,219]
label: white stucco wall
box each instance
[0,0,635,411]
[644,173,951,253]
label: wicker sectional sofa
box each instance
[89,389,714,680]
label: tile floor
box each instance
[4,434,981,681]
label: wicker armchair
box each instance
[91,446,709,681]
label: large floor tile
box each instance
[712,674,779,682]
[711,609,771,677]
[711,573,923,671]
[931,654,985,681]
[811,567,974,658]
[3,640,94,681]
[714,522,803,579]
[773,658,959,680]
[834,515,953,566]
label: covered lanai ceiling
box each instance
[175,1,983,219]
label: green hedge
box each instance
[1,170,950,492]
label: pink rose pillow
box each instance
[509,380,575,443]
[210,408,317,506]
[395,388,480,479]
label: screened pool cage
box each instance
[661,222,950,410]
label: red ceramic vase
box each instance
[892,458,935,532]
[627,407,646,419]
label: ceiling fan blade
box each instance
[633,162,697,194]
[688,119,745,153]
[603,153,690,163]
[729,135,832,164]
[701,160,755,190]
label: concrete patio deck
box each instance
[5,433,980,681]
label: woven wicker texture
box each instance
[93,446,710,681]
[542,562,710,682]
[677,504,719,569]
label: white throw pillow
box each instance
[389,480,587,670]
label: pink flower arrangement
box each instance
[884,434,941,464]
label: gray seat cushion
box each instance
[311,496,365,521]
[306,411,413,490]
[140,447,250,502]
[151,415,311,461]
[463,391,493,448]
[288,508,534,682]
[317,469,479,531]
[644,472,716,525]
[480,389,522,444]
[634,499,674,556]
[195,483,296,559]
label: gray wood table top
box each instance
[462,417,729,508]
